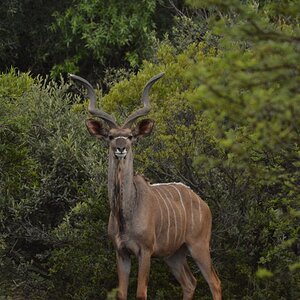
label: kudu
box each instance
[70,73,221,300]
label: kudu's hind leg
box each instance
[188,243,221,300]
[164,248,197,300]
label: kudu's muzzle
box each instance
[114,137,128,160]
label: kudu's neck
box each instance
[108,148,136,230]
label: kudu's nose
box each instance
[115,146,127,159]
[117,147,126,153]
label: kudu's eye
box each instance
[108,135,114,140]
[128,135,133,141]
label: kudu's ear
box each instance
[86,119,109,139]
[133,119,155,139]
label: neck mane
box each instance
[108,149,136,232]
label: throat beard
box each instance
[113,162,125,233]
[109,150,135,234]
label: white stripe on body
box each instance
[198,196,202,225]
[162,187,180,246]
[188,189,194,232]
[151,182,191,189]
[160,187,178,247]
[152,191,163,238]
[169,185,187,242]
[153,188,170,247]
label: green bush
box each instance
[0,70,112,298]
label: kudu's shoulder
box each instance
[133,173,151,187]
[133,174,153,197]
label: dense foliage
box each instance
[0,0,183,81]
[0,0,72,75]
[1,0,299,299]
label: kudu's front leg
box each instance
[136,250,151,300]
[116,251,131,300]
